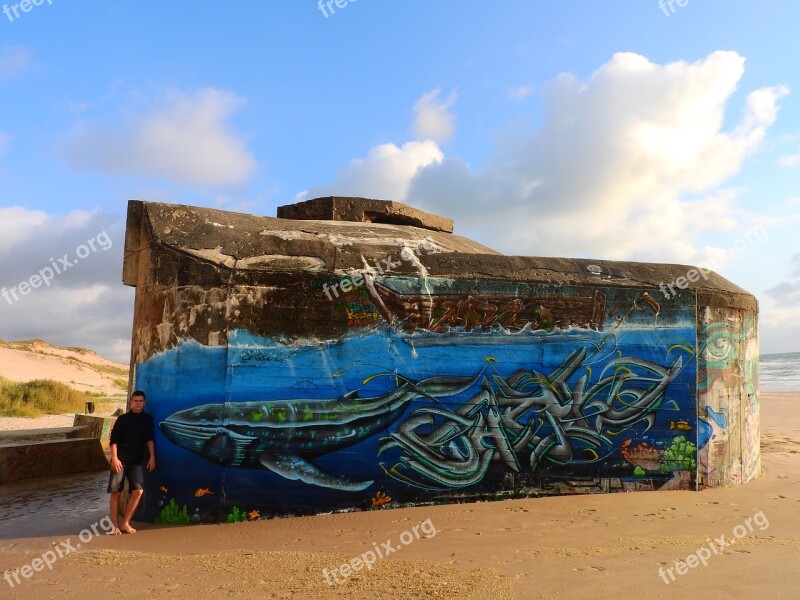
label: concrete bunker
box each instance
[123,197,759,522]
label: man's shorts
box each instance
[107,464,145,493]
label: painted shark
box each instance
[159,373,479,492]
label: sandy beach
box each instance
[1,391,798,599]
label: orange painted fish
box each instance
[194,487,214,497]
[669,420,692,431]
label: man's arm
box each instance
[145,414,155,472]
[146,440,156,472]
[109,418,123,473]
[110,443,122,473]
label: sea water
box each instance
[759,352,800,392]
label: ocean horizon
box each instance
[760,352,800,392]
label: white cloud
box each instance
[0,46,31,78]
[412,88,458,143]
[407,51,788,262]
[297,51,786,267]
[62,87,257,187]
[296,140,444,202]
[0,207,133,361]
[761,260,800,353]
[778,154,800,167]
[759,308,800,354]
[765,255,800,305]
[509,85,533,100]
[0,206,50,249]
[765,280,800,305]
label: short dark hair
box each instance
[131,390,146,401]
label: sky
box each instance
[1,0,799,362]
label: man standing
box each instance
[107,390,155,535]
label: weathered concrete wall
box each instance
[123,198,759,522]
[73,414,116,451]
[0,431,109,484]
[696,307,760,486]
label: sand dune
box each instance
[0,339,128,398]
[0,392,798,599]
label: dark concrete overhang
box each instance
[123,199,497,287]
[122,198,757,312]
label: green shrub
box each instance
[0,377,91,417]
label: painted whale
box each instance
[159,373,479,492]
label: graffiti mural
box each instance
[367,279,607,332]
[697,309,760,486]
[135,280,700,521]
[160,372,480,491]
[380,348,686,489]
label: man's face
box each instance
[131,395,146,413]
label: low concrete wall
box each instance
[0,417,116,484]
[0,437,109,484]
[0,426,90,445]
[73,414,116,450]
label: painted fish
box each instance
[160,373,480,492]
[194,487,214,497]
[669,420,692,431]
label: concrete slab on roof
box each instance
[277,196,454,233]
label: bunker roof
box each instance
[123,197,756,312]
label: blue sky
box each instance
[1,1,799,360]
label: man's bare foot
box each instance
[106,527,121,536]
[119,523,137,534]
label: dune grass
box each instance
[0,376,93,417]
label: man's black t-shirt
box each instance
[110,411,154,465]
